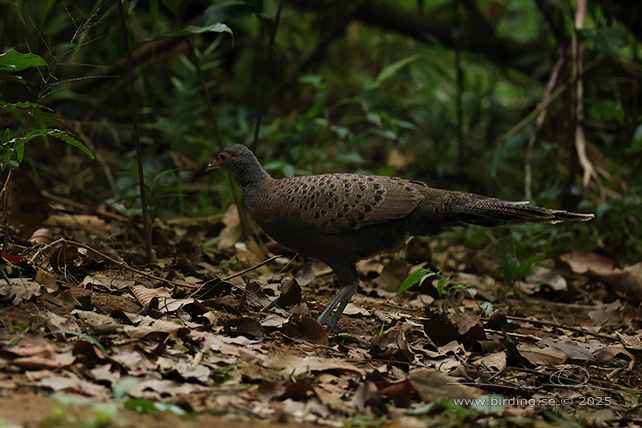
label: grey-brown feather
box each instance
[212,144,593,329]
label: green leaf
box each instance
[365,54,422,90]
[436,276,449,296]
[397,267,434,296]
[0,50,47,71]
[124,398,188,415]
[144,23,232,42]
[9,129,95,162]
[1,101,46,111]
[579,27,626,57]
[479,301,493,316]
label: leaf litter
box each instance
[0,209,641,427]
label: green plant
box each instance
[0,50,94,170]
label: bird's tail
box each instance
[456,197,594,227]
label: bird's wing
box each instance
[271,174,424,233]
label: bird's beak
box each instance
[205,161,219,172]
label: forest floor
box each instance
[1,205,641,428]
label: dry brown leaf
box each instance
[516,343,567,365]
[38,375,111,400]
[89,364,121,385]
[313,385,355,415]
[342,303,370,317]
[121,316,184,339]
[407,368,483,401]
[0,278,42,305]
[83,274,136,291]
[474,351,506,372]
[560,252,642,302]
[281,316,329,346]
[356,258,384,277]
[523,265,567,292]
[29,228,53,245]
[130,284,171,310]
[263,353,365,377]
[129,379,210,400]
[560,251,614,274]
[44,214,119,239]
[218,204,241,249]
[588,300,623,324]
[276,277,302,307]
[554,342,596,361]
[351,381,382,413]
[172,360,211,383]
[593,346,634,361]
[454,312,482,336]
[375,259,411,292]
[617,332,642,350]
[45,311,79,332]
[294,263,316,286]
[35,269,57,291]
[224,317,265,340]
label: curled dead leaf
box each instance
[281,315,329,346]
[29,228,53,245]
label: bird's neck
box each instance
[237,164,273,190]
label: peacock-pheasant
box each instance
[207,144,593,329]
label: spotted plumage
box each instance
[271,174,422,232]
[208,144,594,330]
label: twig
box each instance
[570,0,604,202]
[41,191,130,223]
[188,254,281,298]
[453,0,464,168]
[506,315,620,341]
[524,52,565,199]
[117,0,153,263]
[28,238,187,288]
[252,0,284,153]
[222,255,281,281]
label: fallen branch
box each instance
[506,315,619,341]
[28,238,188,288]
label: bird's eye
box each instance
[218,152,228,162]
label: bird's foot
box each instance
[316,282,358,332]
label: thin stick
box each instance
[28,238,186,288]
[506,315,619,341]
[117,0,153,262]
[222,255,281,281]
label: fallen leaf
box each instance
[376,259,411,292]
[588,300,623,325]
[224,317,265,340]
[407,368,483,401]
[281,316,329,346]
[0,278,42,305]
[516,343,567,366]
[131,285,171,310]
[560,252,642,302]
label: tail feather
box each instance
[461,199,594,227]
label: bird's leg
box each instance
[317,265,359,330]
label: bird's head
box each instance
[206,144,271,187]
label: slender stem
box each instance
[453,0,464,168]
[117,0,153,262]
[251,0,285,153]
